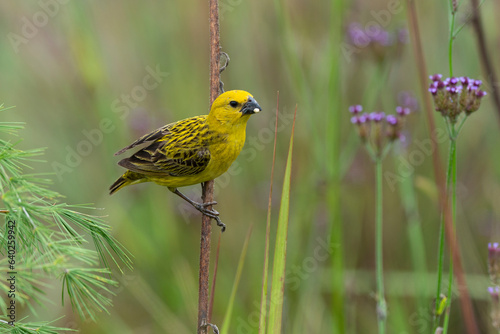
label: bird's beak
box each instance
[241,97,262,115]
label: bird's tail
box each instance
[109,171,144,195]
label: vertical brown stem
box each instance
[406,1,478,333]
[198,0,220,333]
[208,233,222,322]
[470,0,500,126]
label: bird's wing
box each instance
[117,116,211,177]
[114,124,171,156]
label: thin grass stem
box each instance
[443,138,457,333]
[375,158,386,334]
[448,2,456,77]
[258,92,280,334]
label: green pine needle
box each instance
[0,318,76,333]
[0,106,133,330]
[61,268,118,321]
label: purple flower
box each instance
[396,106,411,116]
[489,242,500,256]
[397,28,409,44]
[489,242,500,285]
[386,115,398,125]
[371,29,392,46]
[349,105,363,114]
[460,76,469,85]
[398,91,419,112]
[429,74,442,81]
[350,105,408,157]
[350,113,369,124]
[347,23,370,47]
[449,77,459,85]
[489,286,500,301]
[476,90,487,98]
[468,85,478,92]
[369,112,385,122]
[399,133,406,144]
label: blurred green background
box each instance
[1,0,499,333]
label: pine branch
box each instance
[0,105,133,331]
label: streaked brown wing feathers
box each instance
[114,125,170,156]
[117,116,211,177]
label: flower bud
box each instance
[489,243,500,285]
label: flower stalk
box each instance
[375,157,386,333]
[429,74,486,332]
[350,104,412,333]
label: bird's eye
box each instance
[229,100,239,108]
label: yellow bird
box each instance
[110,90,262,231]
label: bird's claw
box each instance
[214,216,226,232]
[193,203,225,232]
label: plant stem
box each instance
[407,2,478,332]
[198,0,221,333]
[444,136,457,334]
[375,158,386,334]
[448,2,456,77]
[470,0,500,125]
[208,233,222,322]
[434,212,445,328]
[438,4,457,331]
[435,121,462,334]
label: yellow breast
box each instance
[149,120,247,188]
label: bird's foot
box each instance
[193,202,226,232]
[193,202,219,216]
[200,201,218,208]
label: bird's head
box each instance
[208,90,262,127]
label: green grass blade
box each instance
[329,0,346,332]
[398,172,427,312]
[267,107,296,334]
[220,226,253,333]
[259,92,280,334]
